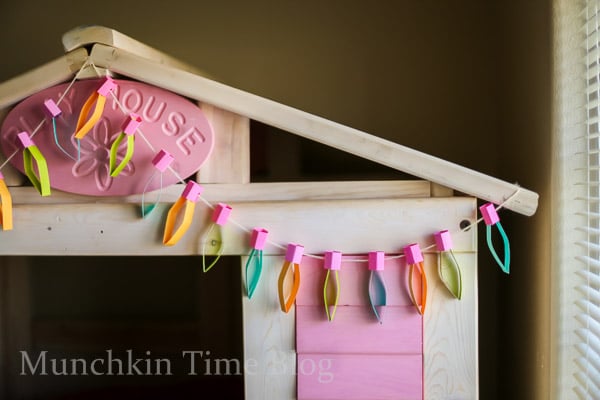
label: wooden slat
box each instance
[0,48,88,110]
[297,353,422,400]
[424,252,478,399]
[197,103,250,183]
[296,255,424,399]
[0,197,475,256]
[89,43,538,216]
[424,175,477,398]
[242,256,296,400]
[62,26,208,77]
[296,253,478,400]
[430,183,454,197]
[7,181,430,205]
[296,306,421,354]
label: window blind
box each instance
[575,1,600,397]
[562,0,600,398]
[554,0,597,398]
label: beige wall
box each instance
[495,1,552,399]
[0,0,503,176]
[0,1,552,399]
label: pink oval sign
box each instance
[0,79,214,196]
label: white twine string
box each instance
[10,63,522,264]
[0,60,91,171]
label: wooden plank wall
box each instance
[240,197,477,400]
[196,103,250,184]
[424,251,478,399]
[0,197,475,256]
[242,256,297,399]
[0,88,478,399]
[0,188,476,399]
[296,256,423,400]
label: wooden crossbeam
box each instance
[0,48,88,110]
[88,43,538,216]
[7,181,430,205]
[0,197,475,256]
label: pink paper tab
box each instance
[250,228,268,250]
[480,202,500,225]
[97,77,117,96]
[181,181,203,202]
[0,171,5,180]
[16,132,34,148]
[324,251,342,270]
[151,149,174,172]
[43,99,61,118]
[285,243,304,264]
[368,251,384,271]
[212,203,232,225]
[404,243,423,265]
[122,113,142,135]
[434,230,453,251]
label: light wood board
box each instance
[242,254,477,400]
[6,181,430,205]
[62,26,208,77]
[88,42,537,216]
[0,48,88,110]
[197,103,250,184]
[0,197,475,256]
[242,255,297,399]
[424,252,478,399]
[237,199,477,400]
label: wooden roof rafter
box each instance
[0,26,538,216]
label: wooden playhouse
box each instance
[0,27,538,399]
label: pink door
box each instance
[296,256,423,400]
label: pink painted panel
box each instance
[0,79,214,196]
[297,255,413,306]
[296,305,422,354]
[297,353,422,400]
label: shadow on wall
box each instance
[0,1,547,399]
[23,256,244,399]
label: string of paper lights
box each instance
[0,58,518,318]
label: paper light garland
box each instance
[480,202,511,274]
[323,250,341,322]
[0,172,13,231]
[163,181,202,246]
[109,113,141,177]
[141,149,174,218]
[278,243,303,313]
[245,228,268,299]
[73,77,117,140]
[16,132,51,197]
[44,99,79,161]
[367,251,386,323]
[404,243,428,315]
[202,203,232,273]
[0,66,524,321]
[434,230,462,299]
